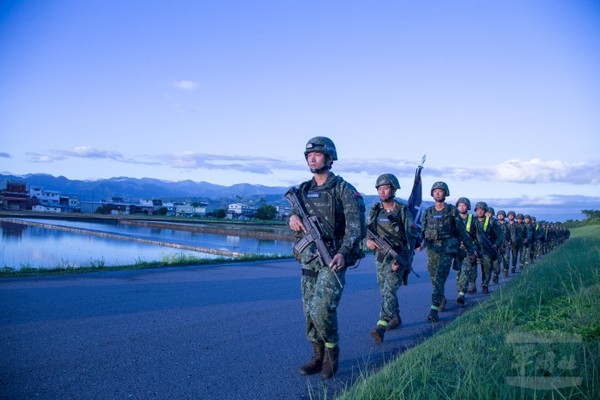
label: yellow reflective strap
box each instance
[466,214,472,232]
[377,320,389,328]
[484,215,489,232]
[324,342,337,349]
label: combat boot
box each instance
[511,267,516,273]
[482,285,489,294]
[456,292,465,305]
[503,269,508,278]
[387,311,402,330]
[492,274,499,283]
[428,308,440,322]
[321,345,339,379]
[299,342,324,376]
[370,324,386,344]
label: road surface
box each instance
[0,252,511,399]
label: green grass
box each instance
[336,225,600,400]
[0,253,294,278]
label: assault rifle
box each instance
[366,228,420,279]
[477,230,499,261]
[285,187,344,288]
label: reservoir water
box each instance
[1,218,294,270]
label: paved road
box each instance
[0,252,511,399]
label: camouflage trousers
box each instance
[510,244,524,268]
[375,259,402,323]
[301,264,345,345]
[477,253,494,287]
[494,249,510,272]
[455,255,473,294]
[426,250,453,308]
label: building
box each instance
[0,181,29,210]
[227,203,257,219]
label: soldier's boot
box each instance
[370,324,386,344]
[503,269,508,278]
[466,282,477,294]
[456,292,465,305]
[387,311,402,330]
[438,296,447,312]
[428,308,440,322]
[321,345,339,379]
[511,266,516,273]
[492,274,499,283]
[299,342,324,376]
[482,285,489,294]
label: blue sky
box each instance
[1,0,599,216]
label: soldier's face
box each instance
[476,208,486,218]
[432,188,445,201]
[377,184,394,201]
[497,214,504,221]
[306,152,327,170]
[457,203,468,214]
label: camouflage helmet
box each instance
[304,136,337,160]
[375,173,400,190]
[475,201,488,211]
[487,206,495,215]
[456,197,471,210]
[508,211,516,217]
[524,214,531,220]
[430,181,450,197]
[516,213,524,219]
[497,210,506,217]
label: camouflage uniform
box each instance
[495,210,510,277]
[368,199,417,331]
[454,198,477,299]
[293,172,366,346]
[506,212,525,272]
[473,202,504,292]
[421,182,475,322]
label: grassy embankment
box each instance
[336,225,599,400]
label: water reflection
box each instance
[0,218,293,270]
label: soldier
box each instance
[506,211,525,272]
[288,136,366,379]
[366,174,418,343]
[473,202,503,294]
[517,213,529,269]
[495,210,510,277]
[454,197,477,303]
[420,182,476,322]
[485,206,502,283]
[524,215,535,265]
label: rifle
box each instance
[285,187,344,288]
[366,228,420,278]
[477,230,499,261]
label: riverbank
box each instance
[0,210,294,241]
[337,225,600,400]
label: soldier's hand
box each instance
[391,261,401,271]
[366,239,378,250]
[330,253,345,271]
[288,215,306,233]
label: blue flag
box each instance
[407,155,425,242]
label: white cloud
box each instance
[171,80,198,91]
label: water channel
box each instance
[0,218,294,270]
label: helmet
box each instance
[456,197,471,210]
[475,201,488,211]
[375,173,400,190]
[524,214,531,220]
[430,181,450,197]
[487,207,495,215]
[516,213,524,219]
[508,211,516,217]
[304,136,337,160]
[497,210,506,217]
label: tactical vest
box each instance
[423,204,455,241]
[371,202,407,249]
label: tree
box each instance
[214,209,227,219]
[255,203,277,220]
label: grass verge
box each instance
[0,253,293,278]
[336,225,600,400]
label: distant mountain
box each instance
[0,173,290,203]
